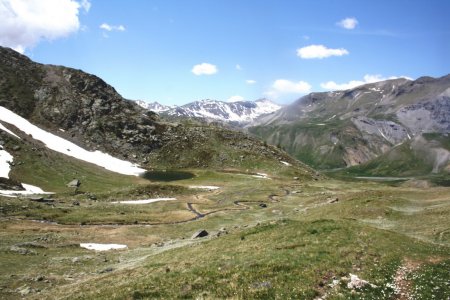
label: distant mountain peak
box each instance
[135,98,282,125]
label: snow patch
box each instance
[0,146,53,195]
[188,185,220,190]
[80,243,127,251]
[280,161,291,166]
[252,173,271,179]
[0,106,146,176]
[112,198,177,204]
[0,183,53,196]
[326,114,336,121]
[0,148,14,178]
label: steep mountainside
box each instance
[0,46,312,180]
[137,99,281,125]
[249,75,450,173]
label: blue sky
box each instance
[1,0,449,105]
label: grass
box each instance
[0,169,448,299]
[0,140,448,299]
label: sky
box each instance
[0,0,449,105]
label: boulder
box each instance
[66,179,81,188]
[191,229,209,239]
[327,197,339,204]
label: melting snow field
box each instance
[280,161,292,166]
[0,148,14,178]
[188,185,220,190]
[0,145,53,196]
[0,106,146,176]
[0,184,53,196]
[80,243,127,251]
[112,198,177,205]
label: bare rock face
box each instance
[351,116,410,146]
[397,92,450,135]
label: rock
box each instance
[66,179,81,188]
[72,257,80,263]
[0,177,25,191]
[87,193,97,200]
[12,145,21,151]
[17,285,32,296]
[293,177,299,180]
[99,267,114,274]
[72,201,80,206]
[347,273,377,289]
[216,228,228,237]
[327,197,339,204]
[192,229,209,239]
[259,203,268,208]
[10,246,36,255]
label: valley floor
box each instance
[0,170,449,299]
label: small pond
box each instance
[141,170,195,182]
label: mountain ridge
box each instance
[249,74,450,174]
[136,98,282,125]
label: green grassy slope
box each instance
[1,172,448,299]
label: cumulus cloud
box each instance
[0,0,89,53]
[265,79,311,98]
[337,17,358,30]
[100,23,125,32]
[191,63,218,76]
[246,80,256,84]
[227,95,245,102]
[297,44,349,59]
[320,74,413,90]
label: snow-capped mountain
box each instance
[135,100,172,113]
[136,99,282,124]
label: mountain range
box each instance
[249,75,450,176]
[136,98,281,125]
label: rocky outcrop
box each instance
[397,91,450,135]
[351,116,410,145]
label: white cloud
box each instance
[227,95,245,102]
[80,0,91,12]
[337,17,358,30]
[100,23,125,32]
[320,74,413,90]
[265,79,311,98]
[297,44,349,59]
[235,64,242,71]
[0,0,87,53]
[191,63,218,76]
[246,80,256,84]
